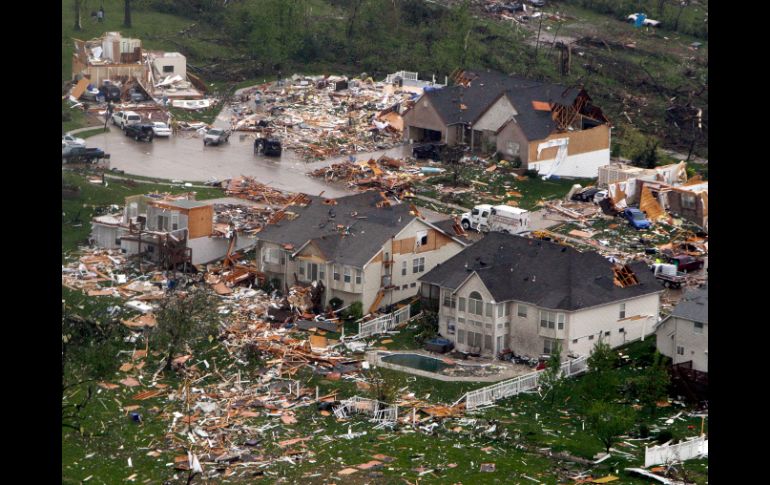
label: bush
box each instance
[329,297,343,311]
[638,424,650,438]
[656,430,673,444]
[343,301,363,321]
[524,169,539,178]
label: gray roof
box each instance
[422,70,583,140]
[419,232,660,311]
[256,191,415,267]
[670,285,708,324]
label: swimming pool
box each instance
[380,353,454,373]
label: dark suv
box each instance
[255,138,282,157]
[412,142,446,161]
[124,124,155,142]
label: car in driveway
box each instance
[62,134,86,148]
[124,124,155,142]
[412,142,445,161]
[571,187,600,202]
[666,254,705,273]
[203,128,231,146]
[112,111,142,130]
[151,122,172,137]
[621,208,651,230]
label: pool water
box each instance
[381,353,454,373]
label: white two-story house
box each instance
[253,191,468,313]
[655,285,708,373]
[419,232,663,359]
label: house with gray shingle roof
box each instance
[655,285,708,372]
[419,232,662,359]
[254,191,468,312]
[401,69,611,178]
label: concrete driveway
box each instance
[86,126,413,197]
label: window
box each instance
[410,282,416,288]
[163,65,174,73]
[540,311,565,330]
[619,327,625,334]
[333,265,340,281]
[412,257,425,273]
[402,284,408,290]
[572,339,578,344]
[469,292,484,315]
[694,322,704,334]
[355,269,362,285]
[416,230,428,247]
[498,304,504,318]
[343,267,351,283]
[471,320,482,328]
[263,247,283,264]
[485,323,493,331]
[681,193,696,210]
[299,261,305,276]
[497,323,503,330]
[319,266,325,280]
[605,331,611,336]
[544,338,556,354]
[619,303,626,319]
[447,318,456,335]
[588,335,594,340]
[504,304,510,317]
[458,329,465,343]
[443,291,457,308]
[518,304,528,318]
[458,318,465,325]
[484,335,493,350]
[485,303,493,317]
[459,297,466,312]
[677,346,685,356]
[402,260,407,276]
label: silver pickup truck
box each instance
[203,128,231,146]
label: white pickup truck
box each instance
[461,204,530,234]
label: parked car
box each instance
[62,134,86,148]
[112,111,142,130]
[99,84,122,103]
[203,128,231,146]
[151,122,172,137]
[412,142,445,161]
[124,124,155,142]
[666,254,704,273]
[529,0,546,7]
[593,189,609,204]
[254,137,282,157]
[128,88,146,103]
[62,146,109,164]
[571,187,600,202]
[621,208,651,230]
[627,13,661,27]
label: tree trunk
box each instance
[74,0,82,31]
[124,0,132,28]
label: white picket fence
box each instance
[385,71,419,83]
[457,355,589,410]
[645,435,708,467]
[357,305,413,338]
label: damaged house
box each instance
[419,233,662,359]
[90,194,255,267]
[600,162,708,231]
[253,191,468,313]
[401,69,610,178]
[655,285,708,373]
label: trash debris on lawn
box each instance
[226,74,417,160]
[308,155,427,198]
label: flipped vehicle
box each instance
[204,128,231,146]
[254,138,282,157]
[412,142,446,161]
[151,122,172,137]
[124,123,155,142]
[627,13,661,27]
[571,187,600,202]
[62,134,86,148]
[621,208,651,230]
